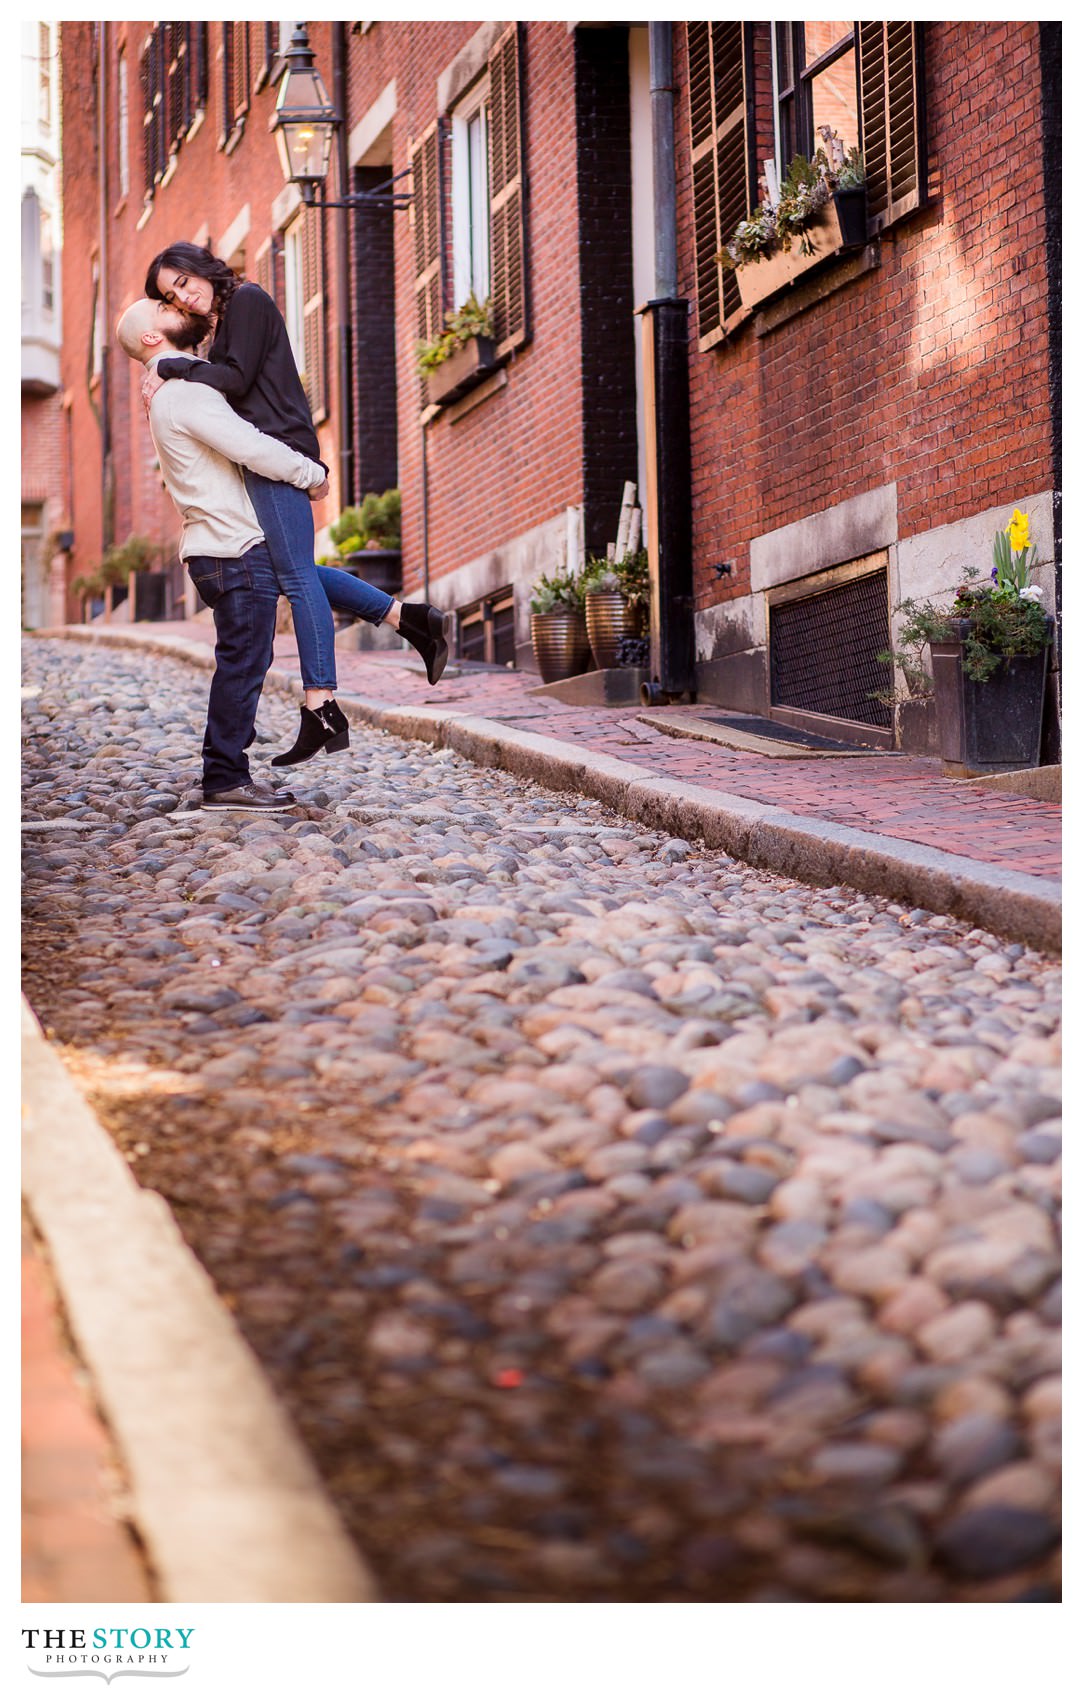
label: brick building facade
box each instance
[57,20,1059,749]
[22,21,67,629]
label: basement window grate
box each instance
[769,567,892,729]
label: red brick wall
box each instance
[676,19,1055,618]
[21,394,64,508]
[61,22,344,600]
[345,21,586,593]
[60,21,1054,626]
[61,21,589,609]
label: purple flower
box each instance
[991,567,999,582]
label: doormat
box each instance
[705,715,876,753]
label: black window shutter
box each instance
[192,24,208,111]
[140,36,155,196]
[219,24,232,147]
[488,22,528,358]
[688,21,752,344]
[858,22,926,234]
[411,121,444,363]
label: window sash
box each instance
[774,22,857,170]
[451,88,492,308]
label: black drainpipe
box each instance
[1039,21,1060,763]
[332,24,354,506]
[97,21,114,557]
[640,22,694,704]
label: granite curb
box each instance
[21,997,377,1603]
[31,626,1061,953]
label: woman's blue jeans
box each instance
[244,472,394,689]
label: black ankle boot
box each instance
[398,603,451,685]
[271,700,350,766]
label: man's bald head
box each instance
[115,297,210,363]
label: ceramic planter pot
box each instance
[531,609,592,683]
[734,188,867,311]
[929,616,1054,775]
[425,336,498,407]
[585,591,638,670]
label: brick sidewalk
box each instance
[22,1214,154,1603]
[138,618,1061,884]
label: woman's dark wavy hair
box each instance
[144,243,241,311]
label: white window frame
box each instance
[282,214,306,375]
[450,75,491,309]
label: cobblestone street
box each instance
[22,637,1061,1602]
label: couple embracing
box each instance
[116,241,450,811]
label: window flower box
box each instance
[733,188,867,311]
[425,335,498,407]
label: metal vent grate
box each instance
[770,569,892,729]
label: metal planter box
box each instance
[425,336,498,407]
[734,189,866,311]
[929,617,1053,776]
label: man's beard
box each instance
[170,310,214,352]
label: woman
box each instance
[142,242,450,765]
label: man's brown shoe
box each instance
[201,782,298,812]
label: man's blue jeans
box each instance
[187,539,395,793]
[244,472,395,691]
[187,542,281,795]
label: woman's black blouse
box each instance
[156,282,326,470]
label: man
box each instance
[115,296,329,811]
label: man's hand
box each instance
[308,478,330,503]
[140,368,165,414]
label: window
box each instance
[412,22,528,384]
[41,214,54,314]
[456,588,515,665]
[118,52,130,197]
[775,23,858,172]
[141,25,206,201]
[773,21,925,234]
[451,85,491,306]
[39,24,52,127]
[283,217,306,372]
[688,20,926,344]
[283,212,326,416]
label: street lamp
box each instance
[270,23,412,210]
[269,25,338,205]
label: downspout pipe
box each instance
[640,22,694,702]
[97,21,113,557]
[331,23,354,506]
[1039,20,1061,763]
[650,22,678,299]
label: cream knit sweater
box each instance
[147,354,325,560]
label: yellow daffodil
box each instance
[1009,508,1030,553]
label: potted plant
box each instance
[582,548,650,669]
[73,534,162,622]
[718,127,866,312]
[418,294,497,407]
[886,508,1054,776]
[529,568,591,682]
[328,490,402,596]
